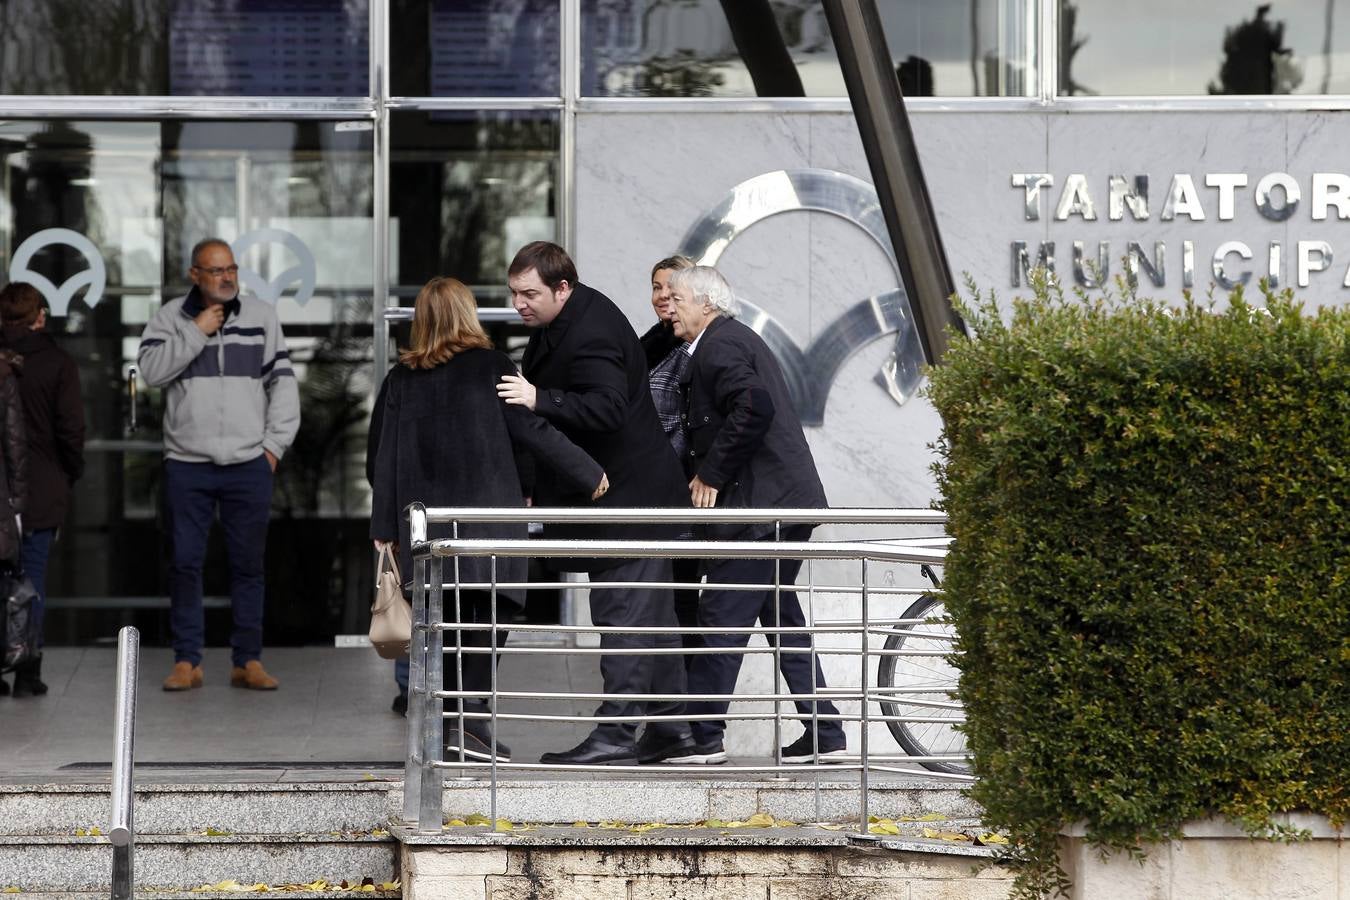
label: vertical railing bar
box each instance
[403,554,426,825]
[771,519,785,779]
[859,557,871,837]
[109,625,139,900]
[452,520,469,779]
[418,554,445,832]
[489,554,500,830]
[806,556,822,823]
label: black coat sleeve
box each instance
[533,332,630,433]
[368,370,400,541]
[497,358,604,496]
[54,353,85,483]
[696,337,775,490]
[365,370,391,488]
[2,373,27,515]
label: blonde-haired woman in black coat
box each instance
[369,276,607,762]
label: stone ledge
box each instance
[1060,813,1343,840]
[0,832,397,846]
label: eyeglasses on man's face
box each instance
[193,264,239,278]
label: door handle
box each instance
[125,365,138,433]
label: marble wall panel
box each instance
[574,110,812,332]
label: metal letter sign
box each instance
[7,228,107,316]
[678,168,926,426]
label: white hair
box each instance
[668,265,740,318]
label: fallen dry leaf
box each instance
[922,827,972,841]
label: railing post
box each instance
[418,554,445,833]
[770,520,786,779]
[859,558,872,838]
[402,553,426,825]
[403,502,429,826]
[110,625,139,900]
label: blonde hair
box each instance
[650,254,694,280]
[399,277,492,369]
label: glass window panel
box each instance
[581,0,1036,98]
[0,0,369,96]
[391,0,560,97]
[390,110,559,313]
[1060,0,1350,95]
[0,118,375,643]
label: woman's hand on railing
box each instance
[591,473,610,501]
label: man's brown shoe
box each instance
[230,660,279,690]
[163,661,203,691]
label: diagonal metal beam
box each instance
[822,0,967,365]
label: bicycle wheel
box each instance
[876,594,970,775]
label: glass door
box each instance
[0,118,376,647]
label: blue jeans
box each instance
[164,456,273,668]
[20,528,56,650]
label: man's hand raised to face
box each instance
[496,373,538,412]
[194,304,225,336]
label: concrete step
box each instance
[433,775,981,827]
[0,782,399,836]
[0,834,398,893]
[0,775,980,894]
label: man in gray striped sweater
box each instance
[138,238,300,692]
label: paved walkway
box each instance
[0,645,598,784]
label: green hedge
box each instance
[927,279,1349,899]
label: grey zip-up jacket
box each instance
[138,288,300,465]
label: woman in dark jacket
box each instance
[636,255,702,670]
[369,276,606,762]
[0,348,28,697]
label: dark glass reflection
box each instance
[580,0,1033,98]
[0,0,369,96]
[390,110,558,304]
[0,119,378,645]
[1060,0,1349,95]
[391,0,560,97]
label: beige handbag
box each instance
[369,544,411,659]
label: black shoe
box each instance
[0,675,8,697]
[391,693,408,716]
[635,729,698,764]
[666,738,728,765]
[444,727,511,763]
[780,731,848,764]
[539,736,637,766]
[12,657,47,698]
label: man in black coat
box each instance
[0,283,83,698]
[496,241,696,765]
[667,265,847,765]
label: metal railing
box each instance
[401,506,966,836]
[110,626,140,900]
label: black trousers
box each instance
[442,590,510,740]
[672,556,704,672]
[587,555,687,745]
[686,526,845,746]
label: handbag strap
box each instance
[378,543,402,583]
